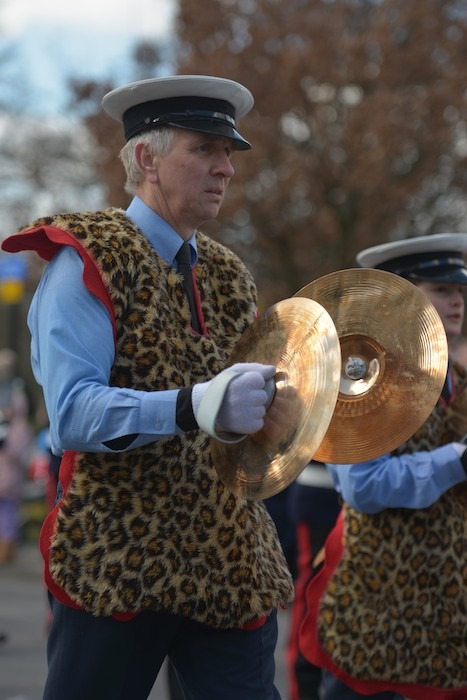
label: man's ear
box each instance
[134,142,159,182]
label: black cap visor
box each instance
[123,96,251,150]
[165,119,251,150]
[406,268,467,285]
[376,251,467,285]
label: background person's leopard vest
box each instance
[10,209,294,627]
[317,361,467,690]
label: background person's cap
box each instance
[357,233,467,284]
[102,75,254,150]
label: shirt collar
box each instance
[126,196,198,267]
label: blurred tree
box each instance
[70,78,128,208]
[0,114,106,404]
[71,41,170,208]
[0,114,104,236]
[172,0,467,307]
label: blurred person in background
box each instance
[265,485,298,581]
[286,461,341,700]
[0,348,33,564]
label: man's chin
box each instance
[200,204,222,222]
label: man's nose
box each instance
[214,152,235,177]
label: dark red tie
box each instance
[176,242,201,333]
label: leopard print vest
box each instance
[317,361,467,689]
[10,209,294,627]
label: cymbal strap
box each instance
[196,370,247,444]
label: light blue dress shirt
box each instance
[327,443,466,513]
[28,196,198,455]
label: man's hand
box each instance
[192,363,276,439]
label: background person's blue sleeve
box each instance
[327,444,466,513]
[28,245,181,455]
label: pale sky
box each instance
[0,0,177,115]
[2,0,176,38]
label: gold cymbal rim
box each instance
[294,268,448,463]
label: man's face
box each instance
[415,280,466,341]
[151,129,236,235]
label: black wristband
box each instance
[176,388,198,432]
[103,434,138,450]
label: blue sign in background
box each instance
[0,255,28,281]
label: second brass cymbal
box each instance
[294,268,448,463]
[211,297,341,499]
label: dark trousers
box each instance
[322,670,404,700]
[43,595,281,700]
[289,521,338,700]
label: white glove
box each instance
[192,363,276,442]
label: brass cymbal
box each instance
[211,297,341,500]
[294,268,448,463]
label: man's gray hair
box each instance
[119,128,175,195]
